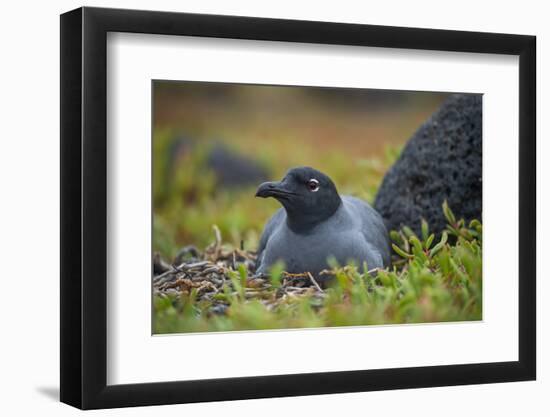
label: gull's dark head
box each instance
[255,167,342,231]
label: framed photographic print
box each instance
[60,6,536,409]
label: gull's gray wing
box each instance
[343,196,391,268]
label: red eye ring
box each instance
[307,179,320,192]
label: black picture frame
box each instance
[60,6,536,410]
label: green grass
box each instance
[153,202,482,333]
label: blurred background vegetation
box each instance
[153,81,450,258]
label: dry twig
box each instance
[306,272,324,292]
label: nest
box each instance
[153,226,326,316]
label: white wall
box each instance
[0,0,545,415]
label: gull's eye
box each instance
[307,179,320,192]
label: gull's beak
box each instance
[255,181,294,199]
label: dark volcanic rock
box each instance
[206,143,268,188]
[374,94,482,237]
[169,136,269,188]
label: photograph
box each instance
[152,81,483,334]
